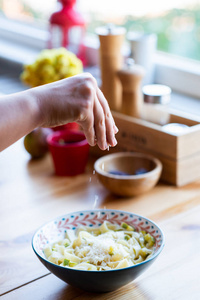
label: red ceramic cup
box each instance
[47,130,90,176]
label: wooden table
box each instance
[1,139,200,300]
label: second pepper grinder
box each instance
[117,58,145,118]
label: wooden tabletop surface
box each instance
[0,138,200,300]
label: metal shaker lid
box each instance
[142,84,171,105]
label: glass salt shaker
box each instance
[142,84,171,125]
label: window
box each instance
[1,0,200,99]
[1,0,200,61]
[0,0,56,25]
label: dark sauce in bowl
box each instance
[109,168,147,176]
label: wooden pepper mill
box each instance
[117,58,145,118]
[96,24,126,111]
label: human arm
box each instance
[0,73,118,152]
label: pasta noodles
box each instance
[44,221,155,271]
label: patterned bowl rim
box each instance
[32,209,165,273]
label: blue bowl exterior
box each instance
[32,209,165,293]
[35,252,156,292]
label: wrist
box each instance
[25,87,46,128]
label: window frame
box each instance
[0,16,200,100]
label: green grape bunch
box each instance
[21,48,83,87]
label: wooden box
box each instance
[91,110,200,186]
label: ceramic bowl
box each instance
[47,129,90,176]
[32,209,164,293]
[94,152,162,197]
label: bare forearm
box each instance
[0,74,118,152]
[0,89,42,151]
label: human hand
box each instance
[35,73,118,150]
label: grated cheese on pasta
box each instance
[44,221,155,271]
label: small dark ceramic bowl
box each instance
[32,209,164,293]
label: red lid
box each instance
[50,0,85,27]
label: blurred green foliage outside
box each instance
[87,6,200,61]
[0,1,200,61]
